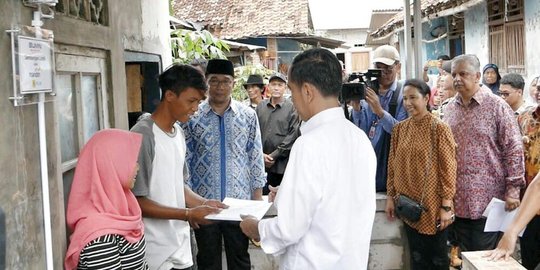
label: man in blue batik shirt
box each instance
[351,45,408,192]
[184,59,266,270]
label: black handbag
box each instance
[395,194,425,222]
[394,119,436,223]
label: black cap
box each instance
[269,73,287,83]
[206,59,234,77]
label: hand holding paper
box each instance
[189,205,221,229]
[483,198,525,237]
[205,197,273,221]
[239,214,261,241]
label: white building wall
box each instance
[141,0,173,67]
[464,2,489,69]
[524,0,540,87]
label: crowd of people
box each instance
[63,44,540,270]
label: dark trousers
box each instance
[194,222,250,270]
[403,223,449,270]
[262,172,283,195]
[447,223,459,246]
[453,217,501,251]
[521,215,540,270]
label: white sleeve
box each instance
[257,138,321,255]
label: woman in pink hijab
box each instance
[64,129,147,270]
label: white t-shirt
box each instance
[258,107,377,269]
[131,119,192,270]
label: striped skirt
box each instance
[77,234,148,270]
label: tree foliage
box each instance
[169,26,275,103]
[170,29,230,64]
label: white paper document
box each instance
[205,197,273,221]
[482,198,524,237]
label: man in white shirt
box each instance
[240,48,377,269]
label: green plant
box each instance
[170,29,230,64]
[232,65,275,101]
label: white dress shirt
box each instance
[258,107,377,270]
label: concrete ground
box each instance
[213,242,278,270]
[246,242,279,270]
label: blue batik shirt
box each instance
[184,100,266,201]
[351,80,408,191]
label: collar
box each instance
[515,100,531,115]
[411,111,433,123]
[441,96,453,106]
[300,107,344,135]
[266,97,285,108]
[200,99,239,116]
[380,80,398,98]
[456,85,490,106]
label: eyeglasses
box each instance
[208,78,233,87]
[499,92,511,98]
[375,64,397,74]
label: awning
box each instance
[222,40,266,51]
[371,0,484,39]
[169,16,202,31]
[292,35,349,49]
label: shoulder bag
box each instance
[394,118,436,222]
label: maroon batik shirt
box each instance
[444,86,525,219]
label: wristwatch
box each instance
[440,205,452,212]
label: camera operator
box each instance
[351,45,407,192]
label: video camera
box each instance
[340,69,382,102]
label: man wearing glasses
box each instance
[351,45,408,192]
[499,73,534,116]
[443,54,524,254]
[183,59,266,270]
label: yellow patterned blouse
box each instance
[387,113,457,234]
[517,106,540,188]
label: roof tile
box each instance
[173,0,312,39]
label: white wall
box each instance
[464,2,489,70]
[120,0,172,67]
[141,0,173,67]
[524,0,540,87]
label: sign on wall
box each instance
[17,36,53,94]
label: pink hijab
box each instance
[64,129,144,270]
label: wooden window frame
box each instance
[54,0,108,26]
[57,72,104,173]
[487,0,525,74]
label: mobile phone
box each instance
[427,60,439,68]
[436,214,455,229]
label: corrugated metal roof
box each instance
[365,9,401,46]
[370,0,484,39]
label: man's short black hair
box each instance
[437,55,451,61]
[288,48,342,97]
[500,73,525,91]
[158,64,208,100]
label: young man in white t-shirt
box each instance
[131,64,226,270]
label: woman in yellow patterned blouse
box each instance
[385,78,457,270]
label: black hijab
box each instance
[482,63,501,94]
